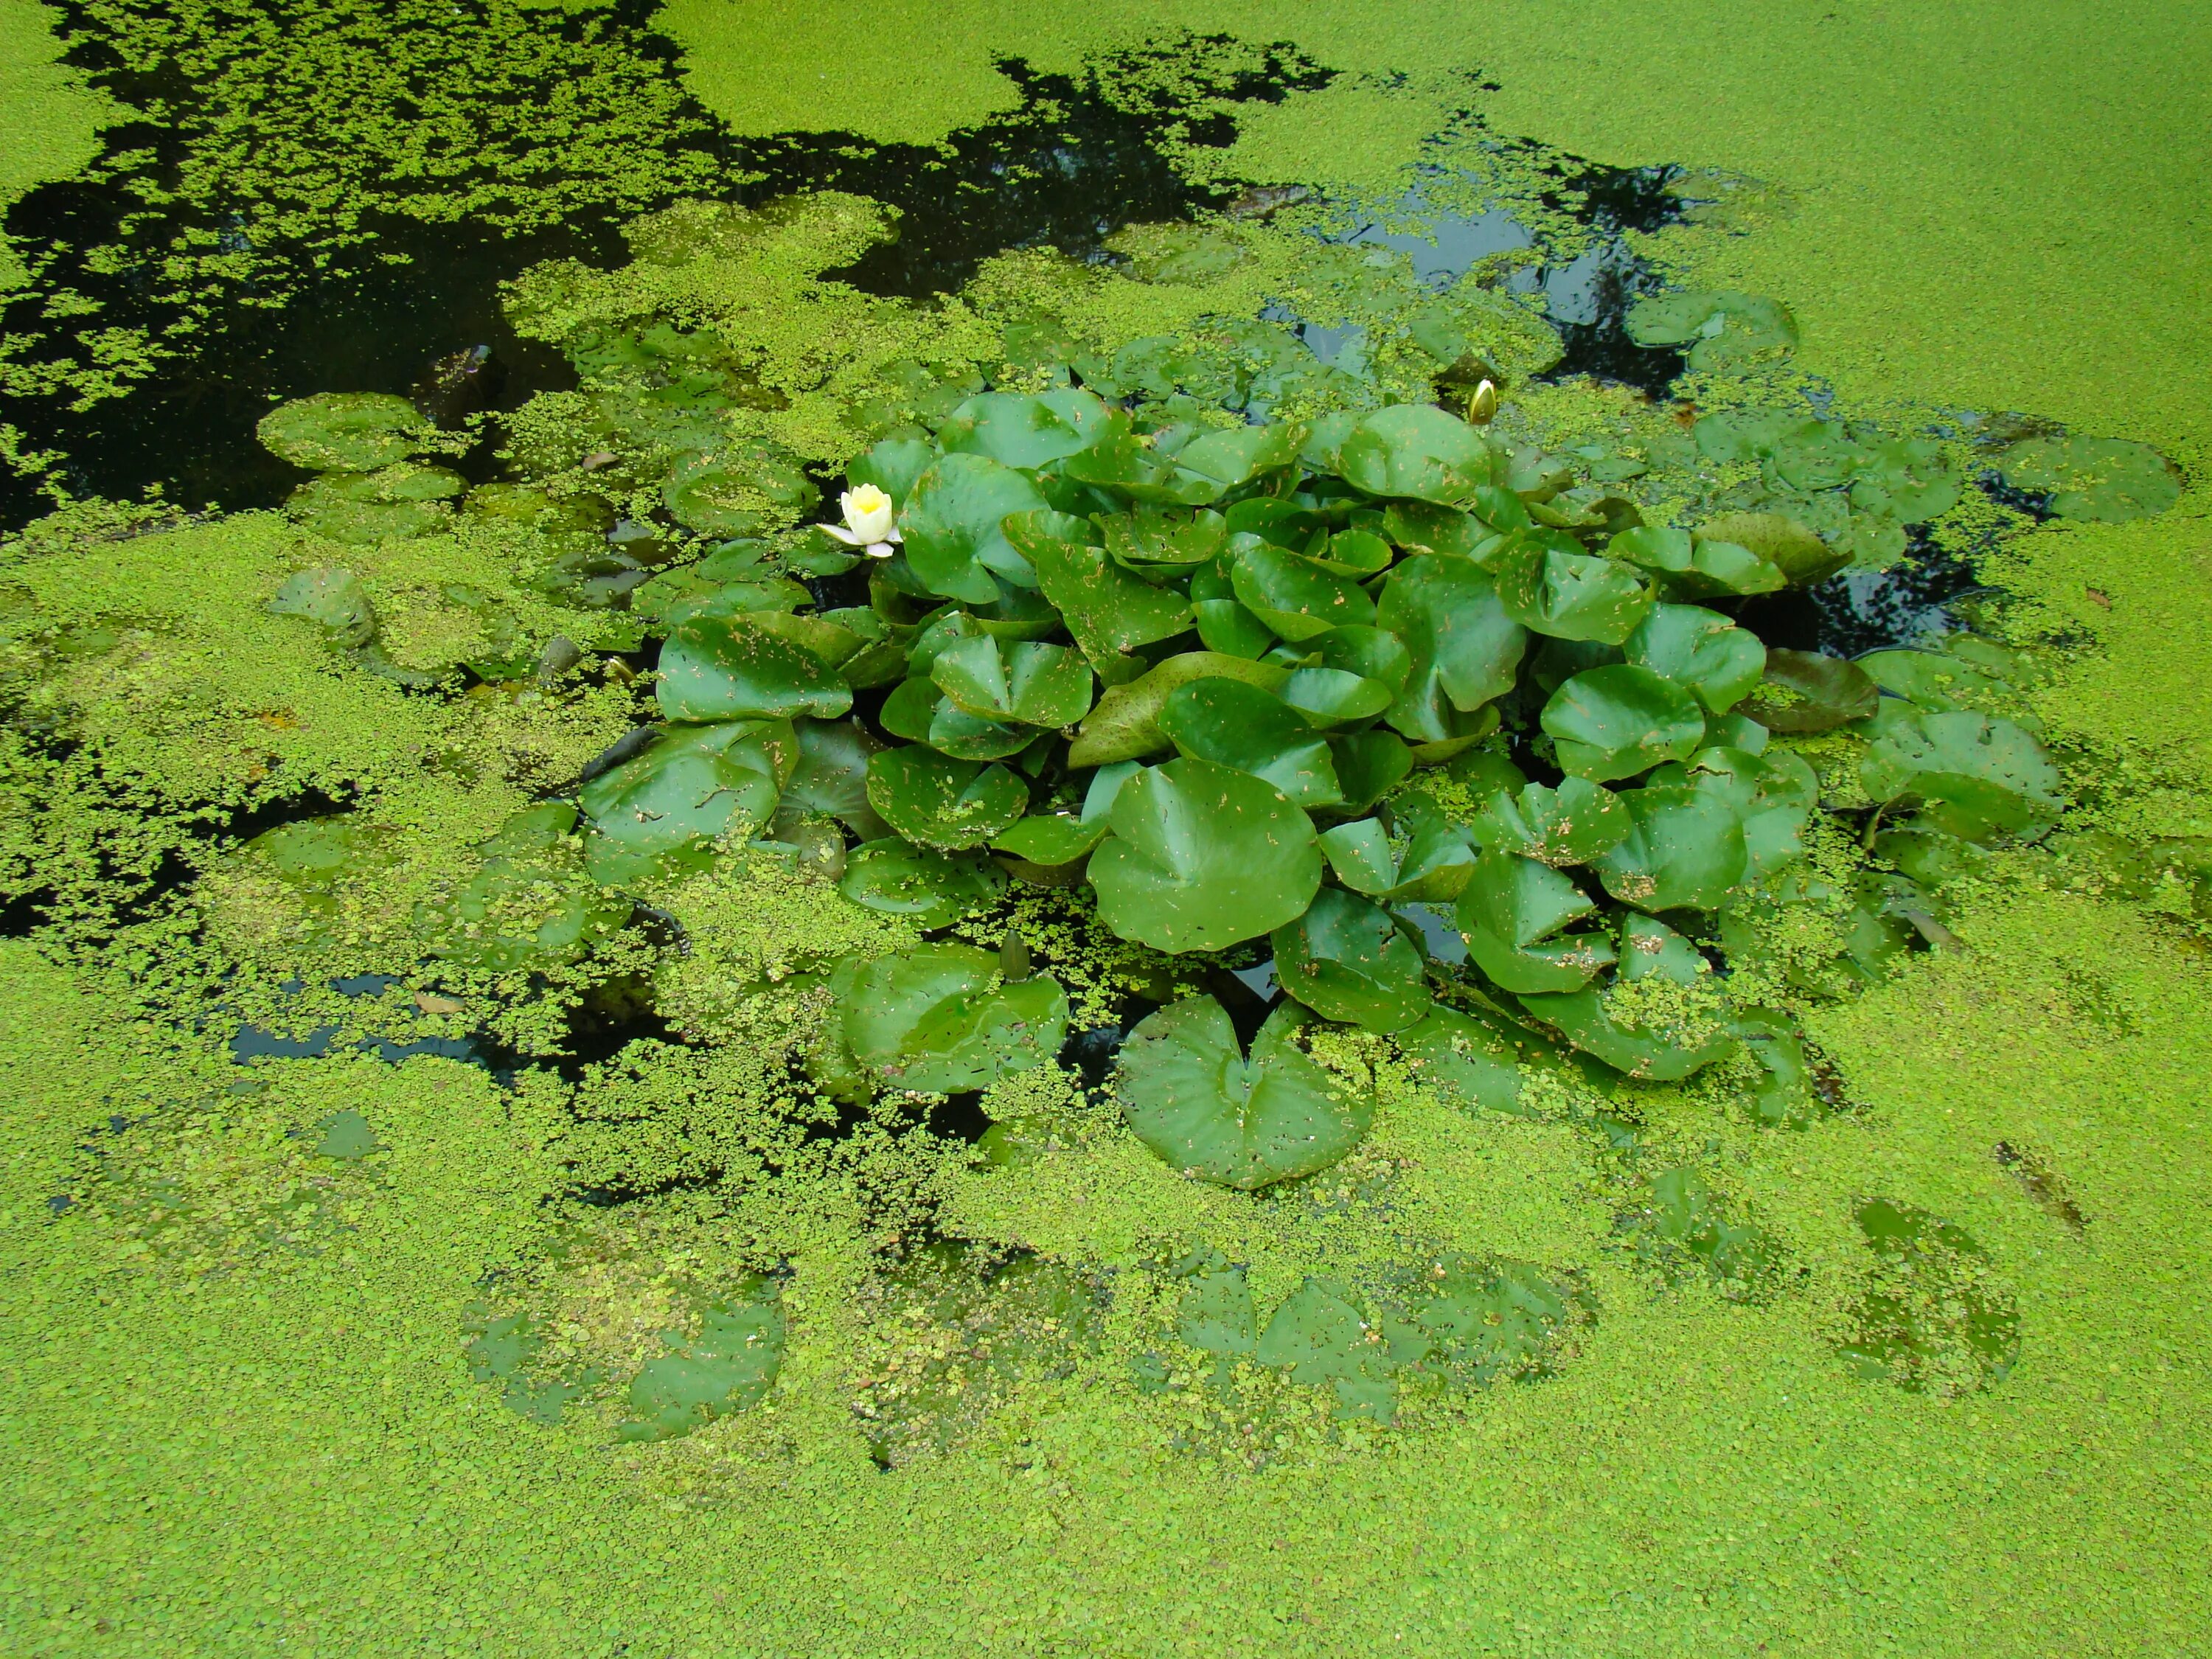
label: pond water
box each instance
[2,4,2203,1653]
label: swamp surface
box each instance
[0,1,2208,1654]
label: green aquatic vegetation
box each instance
[1995,433,2183,523]
[1836,1198,2020,1395]
[828,942,1069,1094]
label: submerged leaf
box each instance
[835,943,1068,1093]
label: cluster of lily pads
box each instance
[565,383,2064,1189]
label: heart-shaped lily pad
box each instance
[1375,556,1528,742]
[1591,785,1748,911]
[580,719,796,885]
[1116,998,1374,1189]
[1455,849,1618,993]
[901,453,1049,602]
[1624,603,1766,713]
[1470,776,1632,866]
[938,389,1111,470]
[616,1295,786,1443]
[1156,676,1344,809]
[931,634,1094,728]
[1744,649,1879,733]
[1318,813,1475,904]
[990,813,1108,867]
[1859,710,2063,842]
[657,610,855,723]
[865,748,1029,849]
[1005,509,1192,678]
[1394,1006,1526,1114]
[838,838,1007,925]
[1542,666,1705,782]
[1273,885,1431,1032]
[1229,540,1377,641]
[1068,652,1289,768]
[1517,979,1738,1081]
[1997,434,2181,523]
[1695,512,1842,586]
[258,392,431,472]
[1607,525,1787,597]
[835,943,1068,1092]
[1649,746,1818,878]
[1337,404,1497,504]
[1089,757,1323,952]
[1494,535,1654,644]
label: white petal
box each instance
[821,524,866,545]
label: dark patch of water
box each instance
[1730,535,1992,658]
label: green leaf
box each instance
[1470,776,1632,866]
[846,436,937,506]
[1068,652,1290,768]
[901,453,1050,602]
[1254,1278,1397,1422]
[838,838,1007,925]
[257,392,431,472]
[268,566,377,648]
[580,720,796,885]
[1649,746,1819,878]
[1175,421,1307,488]
[1624,604,1766,713]
[1997,434,2181,523]
[1318,813,1475,904]
[1859,710,2063,842]
[930,634,1094,728]
[835,944,1069,1092]
[1176,1263,1257,1357]
[1395,1006,1525,1114]
[1308,625,1413,693]
[1090,758,1324,952]
[1116,999,1374,1189]
[1695,512,1843,586]
[287,464,463,543]
[1277,667,1392,726]
[865,748,1029,849]
[1402,1257,1576,1383]
[990,814,1108,867]
[1625,291,1798,370]
[1273,886,1432,1032]
[1338,404,1498,504]
[1745,649,1879,733]
[1099,507,1228,573]
[925,698,1035,762]
[657,611,854,722]
[1376,556,1528,742]
[1455,849,1618,993]
[1542,666,1705,782]
[663,446,816,537]
[1385,499,1505,557]
[1229,539,1377,641]
[1592,785,1748,911]
[1495,535,1654,644]
[615,1297,785,1443]
[1004,509,1192,677]
[939,389,1111,470]
[1192,597,1277,658]
[1156,677,1344,809]
[1061,419,1227,506]
[1517,979,1738,1081]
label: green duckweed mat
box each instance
[3,1,2209,1654]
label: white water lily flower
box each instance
[823,482,902,557]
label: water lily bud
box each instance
[841,483,896,543]
[1467,379,1500,424]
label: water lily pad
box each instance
[664,446,816,537]
[846,435,938,505]
[1327,730,1417,813]
[1997,434,2181,522]
[580,719,796,885]
[1744,649,1879,732]
[1068,653,1290,768]
[288,463,463,543]
[1090,758,1322,952]
[268,566,376,649]
[1470,777,1632,866]
[1695,512,1842,585]
[657,610,854,723]
[1318,813,1475,903]
[1254,1278,1397,1422]
[422,804,629,971]
[1456,849,1617,994]
[1174,422,1306,489]
[1837,1199,2020,1395]
[1375,556,1528,742]
[1273,885,1431,1032]
[865,748,1029,849]
[1494,535,1654,644]
[1005,509,1192,678]
[1403,1257,1577,1384]
[1541,666,1705,782]
[1337,404,1498,504]
[1625,291,1798,371]
[1520,978,1736,1080]
[1192,597,1277,658]
[1624,604,1766,713]
[1649,746,1819,878]
[1099,507,1228,573]
[931,634,1093,728]
[777,718,889,839]
[901,453,1050,602]
[1394,1006,1525,1114]
[990,813,1107,867]
[257,392,431,472]
[616,1296,785,1442]
[1229,540,1377,641]
[834,942,1068,1092]
[1859,710,2063,842]
[939,389,1111,470]
[1607,523,1791,599]
[838,838,1006,925]
[1591,785,1748,911]
[1116,998,1373,1189]
[1156,676,1343,809]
